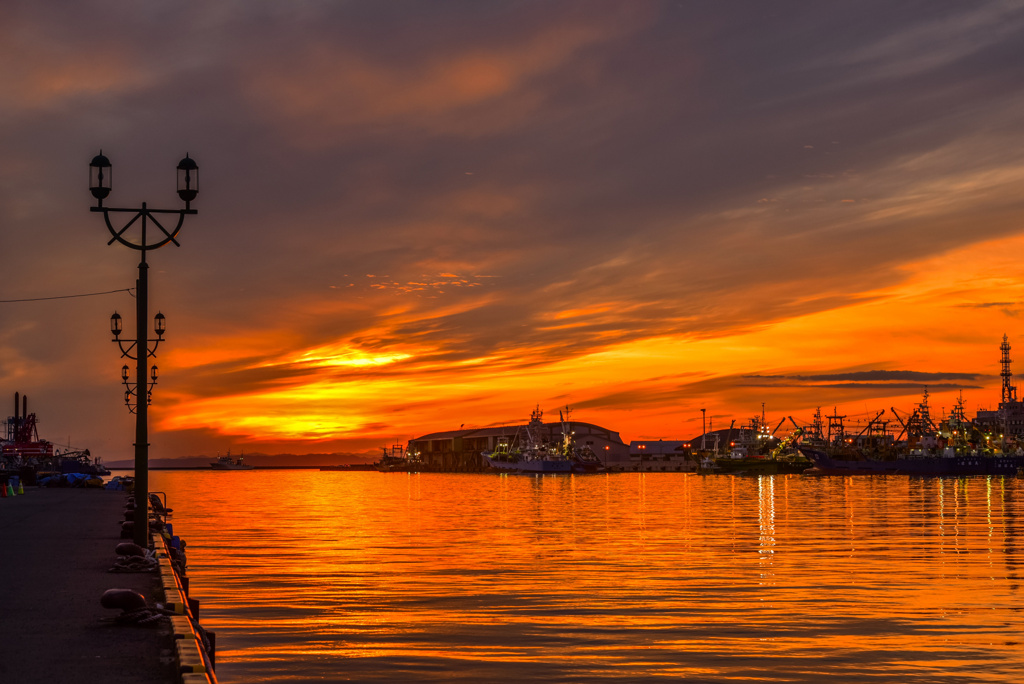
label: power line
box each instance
[0,288,135,303]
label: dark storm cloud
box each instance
[9,2,1024,338]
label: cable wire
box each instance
[0,288,135,303]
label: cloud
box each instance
[746,370,982,383]
[239,6,652,143]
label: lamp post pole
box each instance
[90,152,198,548]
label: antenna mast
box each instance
[1001,334,1017,404]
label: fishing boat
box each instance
[798,446,1024,476]
[797,391,1024,476]
[481,407,574,474]
[210,452,254,470]
[711,408,811,475]
[55,447,111,476]
[375,444,411,472]
[571,445,605,473]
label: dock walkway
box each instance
[0,487,174,683]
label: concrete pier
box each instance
[0,487,174,683]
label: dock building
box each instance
[628,440,696,471]
[407,415,630,472]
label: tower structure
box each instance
[1001,334,1017,404]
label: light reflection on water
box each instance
[151,471,1024,682]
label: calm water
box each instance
[150,471,1024,682]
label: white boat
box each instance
[210,452,254,470]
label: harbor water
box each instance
[151,470,1024,682]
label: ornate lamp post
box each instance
[90,151,199,547]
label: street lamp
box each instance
[91,151,199,547]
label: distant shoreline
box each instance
[109,465,353,471]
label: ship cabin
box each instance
[975,400,1024,438]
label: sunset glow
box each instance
[3,3,1024,462]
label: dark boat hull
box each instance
[799,447,1024,476]
[482,455,573,473]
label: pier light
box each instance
[176,155,199,203]
[89,152,112,201]
[92,147,200,549]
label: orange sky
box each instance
[153,231,1024,454]
[3,3,1024,461]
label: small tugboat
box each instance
[210,452,254,470]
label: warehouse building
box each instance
[407,412,630,472]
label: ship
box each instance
[708,407,812,475]
[798,446,1024,476]
[210,452,254,470]
[375,444,413,472]
[797,390,1024,476]
[570,445,605,473]
[2,392,108,479]
[481,407,574,474]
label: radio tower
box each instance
[1001,334,1017,404]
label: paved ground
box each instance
[0,487,175,683]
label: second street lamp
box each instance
[91,150,199,547]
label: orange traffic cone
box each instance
[1,483,7,498]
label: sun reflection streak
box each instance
[758,475,776,584]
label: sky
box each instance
[3,1,1024,462]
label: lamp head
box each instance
[110,312,122,337]
[121,364,130,381]
[176,154,199,203]
[89,152,112,201]
[154,312,166,337]
[150,365,159,382]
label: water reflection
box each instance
[152,471,1024,682]
[757,475,775,584]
